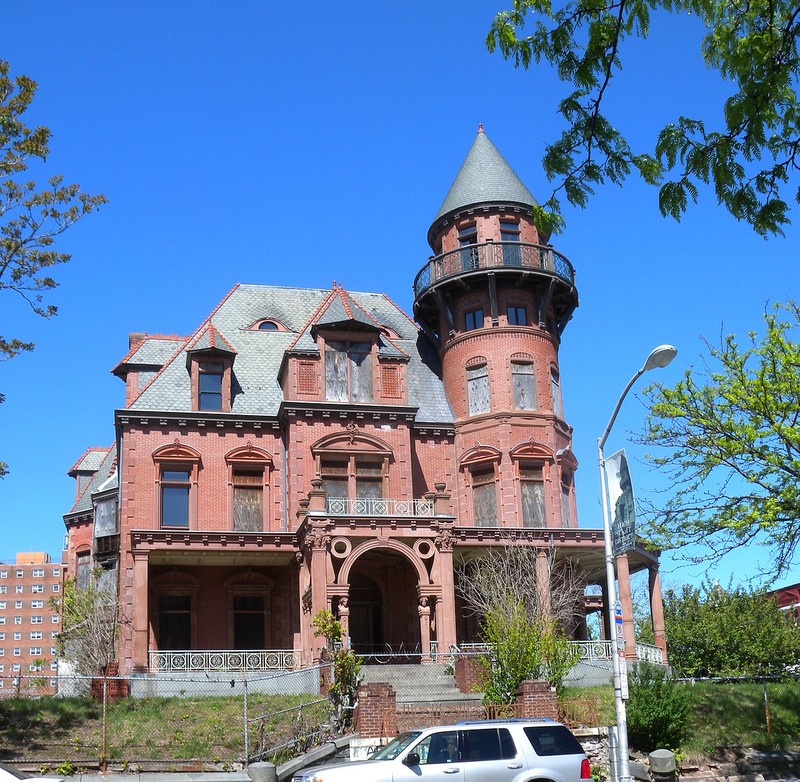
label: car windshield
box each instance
[371,732,422,760]
[0,764,33,780]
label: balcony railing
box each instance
[454,640,663,664]
[149,649,298,673]
[325,497,434,516]
[413,241,575,298]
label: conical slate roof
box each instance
[429,126,539,247]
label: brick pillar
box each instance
[515,680,558,720]
[454,654,482,694]
[355,683,397,739]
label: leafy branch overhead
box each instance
[487,0,800,235]
[0,58,107,360]
[640,301,800,579]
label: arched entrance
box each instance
[346,549,422,656]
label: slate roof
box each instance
[429,126,539,248]
[127,284,454,424]
[67,445,118,515]
[112,335,187,376]
[67,447,112,476]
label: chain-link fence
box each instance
[1,667,330,769]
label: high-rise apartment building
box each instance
[0,552,62,696]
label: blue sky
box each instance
[1,2,797,592]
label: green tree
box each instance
[311,609,363,732]
[626,662,691,752]
[662,581,800,676]
[641,301,800,578]
[56,575,120,677]
[456,541,584,701]
[487,0,800,236]
[479,602,580,703]
[0,59,106,476]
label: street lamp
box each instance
[598,344,677,782]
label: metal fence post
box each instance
[243,675,249,763]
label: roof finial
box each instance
[478,123,484,133]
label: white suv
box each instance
[293,718,592,782]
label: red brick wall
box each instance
[515,679,558,720]
[355,682,397,738]
[454,654,483,694]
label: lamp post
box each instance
[598,344,677,782]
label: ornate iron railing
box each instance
[635,643,664,664]
[573,640,613,660]
[325,497,434,516]
[149,649,298,672]
[413,241,575,298]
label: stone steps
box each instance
[360,663,481,704]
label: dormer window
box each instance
[324,340,373,402]
[198,362,224,410]
[257,321,279,331]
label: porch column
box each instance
[649,565,668,664]
[132,552,149,672]
[616,553,637,660]
[434,530,457,653]
[418,596,432,662]
[535,549,551,619]
[307,526,331,661]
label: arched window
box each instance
[460,445,502,527]
[510,441,555,528]
[466,357,490,415]
[511,353,536,410]
[312,432,392,510]
[226,446,273,532]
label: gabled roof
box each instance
[125,283,452,422]
[186,323,237,356]
[429,126,539,248]
[66,445,118,516]
[111,335,188,377]
[67,447,112,477]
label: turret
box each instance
[413,127,580,530]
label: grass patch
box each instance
[1,680,797,766]
[560,680,800,754]
[0,693,328,765]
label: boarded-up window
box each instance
[512,362,536,410]
[356,461,383,500]
[472,469,497,527]
[551,368,562,418]
[76,552,91,591]
[521,466,546,527]
[325,341,373,402]
[298,361,317,394]
[233,469,263,531]
[321,458,348,498]
[467,364,490,415]
[562,487,572,528]
[381,364,401,398]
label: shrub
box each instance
[626,662,690,752]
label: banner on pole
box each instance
[606,449,636,555]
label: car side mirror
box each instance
[403,752,420,767]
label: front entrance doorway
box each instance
[346,548,421,656]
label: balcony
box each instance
[325,497,435,516]
[413,241,575,299]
